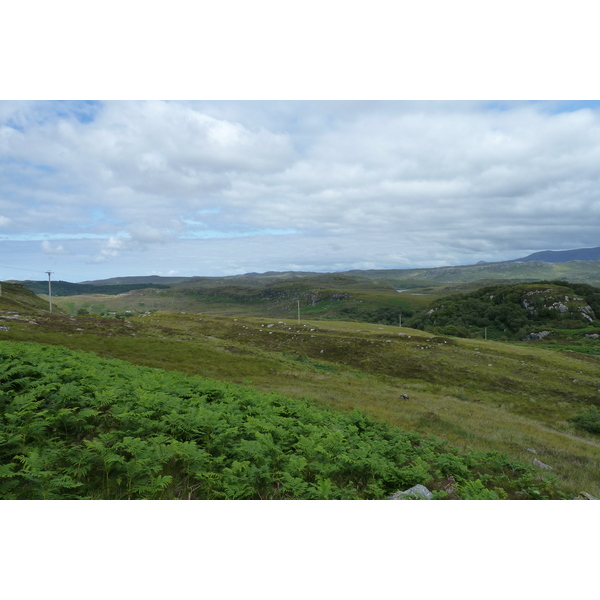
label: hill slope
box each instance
[407,280,600,341]
[0,281,54,314]
[3,307,600,497]
[512,246,600,263]
[1,339,566,500]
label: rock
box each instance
[0,325,9,331]
[532,458,553,470]
[526,448,538,454]
[442,476,457,494]
[577,492,598,500]
[388,484,433,500]
[400,394,409,399]
[522,331,551,342]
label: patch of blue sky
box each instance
[74,208,123,229]
[181,228,299,240]
[32,163,54,173]
[54,100,102,124]
[528,100,600,114]
[181,209,221,224]
[481,101,525,112]
[481,100,600,113]
[4,101,103,131]
[5,118,25,132]
[0,232,114,242]
[0,158,55,179]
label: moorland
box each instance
[2,258,600,499]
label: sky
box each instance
[2,99,600,282]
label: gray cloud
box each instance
[2,101,600,281]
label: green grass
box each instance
[0,282,54,313]
[3,310,600,498]
[0,339,570,499]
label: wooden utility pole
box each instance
[297,300,300,324]
[46,271,53,314]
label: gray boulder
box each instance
[388,484,433,500]
[522,331,551,342]
[532,458,553,470]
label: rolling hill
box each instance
[407,280,600,342]
[511,246,600,263]
[3,271,600,498]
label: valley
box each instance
[2,259,600,499]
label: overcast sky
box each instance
[2,99,600,282]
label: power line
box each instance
[0,264,55,314]
[0,264,49,275]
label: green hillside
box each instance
[26,260,600,331]
[3,306,600,498]
[49,273,415,326]
[0,281,55,314]
[5,266,600,499]
[407,281,600,345]
[349,259,600,287]
[20,280,172,297]
[1,340,564,500]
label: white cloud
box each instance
[2,100,600,281]
[41,240,68,255]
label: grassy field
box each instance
[3,307,600,498]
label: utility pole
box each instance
[297,300,300,324]
[46,271,53,314]
[399,314,402,327]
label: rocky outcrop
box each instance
[522,331,551,341]
[521,297,539,317]
[521,290,596,321]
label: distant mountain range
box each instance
[11,246,600,296]
[79,275,191,285]
[510,246,600,263]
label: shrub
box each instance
[570,406,600,434]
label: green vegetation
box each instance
[570,407,600,435]
[408,281,600,343]
[0,282,55,314]
[3,308,600,498]
[48,273,415,326]
[353,260,600,287]
[4,270,600,499]
[19,280,171,297]
[0,340,564,499]
[26,260,600,327]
